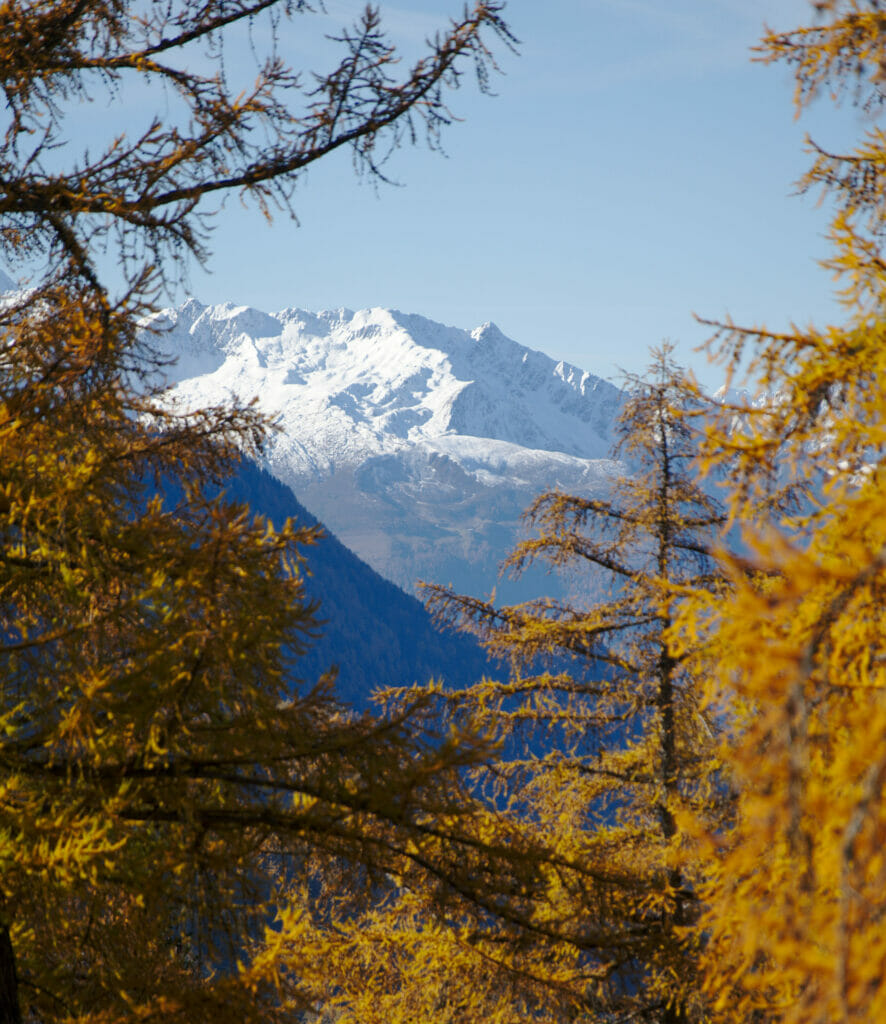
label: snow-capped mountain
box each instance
[144,300,626,601]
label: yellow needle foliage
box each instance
[0,284,552,1023]
[367,350,730,1023]
[672,5,886,1023]
[0,2,529,1021]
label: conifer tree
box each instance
[377,349,729,1023]
[0,3,530,1022]
[672,5,886,1023]
[0,231,551,1024]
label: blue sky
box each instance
[40,1,871,387]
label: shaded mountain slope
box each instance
[223,459,501,707]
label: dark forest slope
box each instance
[223,460,501,707]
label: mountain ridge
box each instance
[145,298,626,600]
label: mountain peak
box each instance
[471,320,504,340]
[152,297,625,597]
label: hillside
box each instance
[223,459,501,708]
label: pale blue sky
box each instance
[30,1,870,387]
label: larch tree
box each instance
[671,3,886,1023]
[366,349,731,1023]
[0,3,555,1023]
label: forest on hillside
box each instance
[1,2,885,1022]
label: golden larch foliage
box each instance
[0,3,530,1022]
[673,5,886,1023]
[365,350,732,1023]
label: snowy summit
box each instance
[145,300,626,599]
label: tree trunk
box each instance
[0,925,22,1024]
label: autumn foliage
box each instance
[394,350,725,1022]
[670,4,886,1023]
[4,0,886,1022]
[0,2,528,1022]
